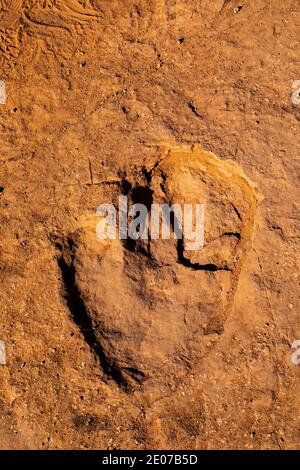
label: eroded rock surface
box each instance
[1,0,299,450]
[57,146,259,388]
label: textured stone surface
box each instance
[0,0,299,450]
[59,145,259,388]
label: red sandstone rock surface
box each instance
[0,0,299,449]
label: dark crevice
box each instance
[120,178,132,195]
[231,203,242,221]
[188,101,201,117]
[123,237,137,252]
[141,160,162,184]
[130,185,153,211]
[222,231,241,240]
[142,167,152,184]
[270,224,286,241]
[177,238,231,272]
[159,170,168,195]
[57,254,131,390]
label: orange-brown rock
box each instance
[0,0,299,450]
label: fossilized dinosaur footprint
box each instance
[57,145,259,388]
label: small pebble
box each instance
[233,6,243,14]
